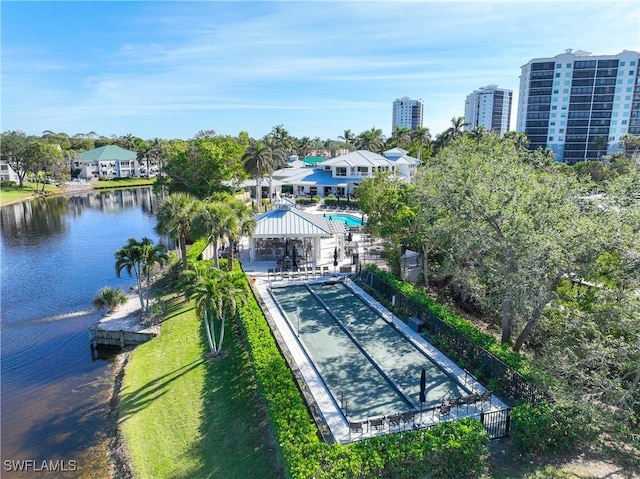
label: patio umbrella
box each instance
[347,231,353,242]
[419,368,426,419]
[333,247,338,267]
[285,238,289,256]
[292,245,297,268]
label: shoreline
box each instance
[107,348,134,479]
[98,294,145,479]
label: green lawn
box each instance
[119,294,281,479]
[0,183,60,205]
[93,178,156,189]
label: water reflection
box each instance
[1,189,157,249]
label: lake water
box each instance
[1,188,159,478]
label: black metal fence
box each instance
[480,409,511,439]
[356,268,550,407]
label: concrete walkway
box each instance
[96,291,158,335]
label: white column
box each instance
[313,237,321,263]
[249,237,255,263]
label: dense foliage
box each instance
[1,131,67,187]
[356,132,640,460]
[157,135,248,198]
[510,402,596,454]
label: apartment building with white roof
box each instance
[516,49,640,163]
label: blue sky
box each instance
[2,1,639,141]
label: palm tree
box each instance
[410,126,431,160]
[269,124,293,154]
[92,286,128,313]
[181,263,247,357]
[431,132,448,154]
[504,131,530,153]
[619,133,640,162]
[224,198,256,271]
[391,126,412,149]
[155,193,198,270]
[295,136,312,158]
[592,136,609,160]
[444,116,468,144]
[140,239,168,310]
[192,201,231,269]
[136,138,164,178]
[356,127,385,153]
[338,129,356,151]
[242,140,286,211]
[115,237,164,312]
[468,125,488,143]
[119,133,138,150]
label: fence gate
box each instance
[480,409,511,439]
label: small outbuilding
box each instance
[249,202,345,266]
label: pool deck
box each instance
[240,222,508,443]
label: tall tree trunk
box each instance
[421,244,431,288]
[227,240,235,271]
[212,237,220,269]
[514,277,561,351]
[514,299,544,352]
[255,174,262,212]
[145,275,151,311]
[226,234,236,271]
[501,295,513,344]
[180,235,188,270]
[216,316,226,357]
[135,269,145,312]
[203,309,216,353]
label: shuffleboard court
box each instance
[271,285,412,419]
[270,281,468,421]
[311,282,466,408]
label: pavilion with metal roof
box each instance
[248,202,346,266]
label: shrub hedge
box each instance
[295,196,322,206]
[323,196,360,209]
[237,273,490,478]
[510,402,596,454]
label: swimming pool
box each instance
[326,213,365,227]
[270,281,467,421]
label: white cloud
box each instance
[2,1,639,139]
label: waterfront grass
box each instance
[93,178,155,189]
[119,294,280,479]
[0,183,60,205]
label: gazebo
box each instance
[248,202,345,266]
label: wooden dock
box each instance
[89,326,157,348]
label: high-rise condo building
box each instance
[392,97,424,131]
[464,84,513,135]
[516,49,640,164]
